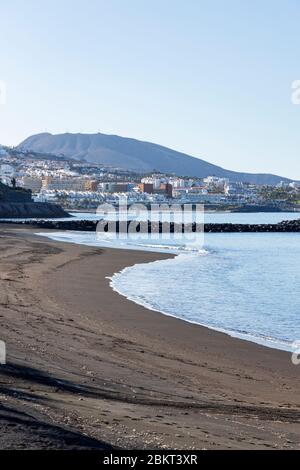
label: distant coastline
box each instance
[67,204,300,214]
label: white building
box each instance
[42,176,87,191]
[0,164,15,185]
[203,176,229,189]
[20,176,43,193]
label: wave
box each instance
[38,230,300,353]
[37,231,207,255]
[110,249,297,353]
[110,267,294,352]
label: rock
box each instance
[1,216,300,232]
[0,202,69,219]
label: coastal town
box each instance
[0,144,299,212]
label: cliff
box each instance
[0,202,69,219]
[0,181,32,203]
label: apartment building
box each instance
[42,176,87,191]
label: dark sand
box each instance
[0,225,299,449]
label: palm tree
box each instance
[11,177,16,189]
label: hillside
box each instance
[0,181,32,203]
[0,182,69,218]
[19,132,292,184]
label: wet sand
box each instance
[0,225,299,449]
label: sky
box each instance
[0,0,300,179]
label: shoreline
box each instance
[110,269,294,353]
[40,229,295,353]
[0,225,300,449]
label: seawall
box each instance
[1,217,300,232]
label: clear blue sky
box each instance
[0,0,300,178]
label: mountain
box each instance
[18,132,292,184]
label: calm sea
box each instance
[37,211,300,352]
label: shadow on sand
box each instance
[0,363,113,450]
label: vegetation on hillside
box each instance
[0,181,32,202]
[259,186,300,204]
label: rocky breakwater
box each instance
[204,218,300,232]
[3,217,300,232]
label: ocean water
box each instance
[110,233,300,352]
[84,210,298,225]
[204,211,299,224]
[37,226,300,352]
[1,210,299,224]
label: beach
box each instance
[0,225,299,449]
